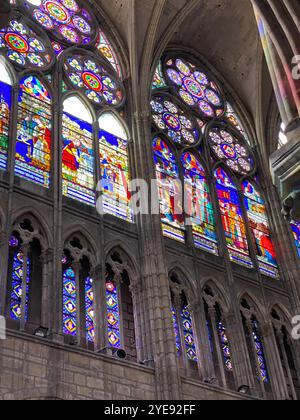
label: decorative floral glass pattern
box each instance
[106,281,121,348]
[181,306,197,362]
[0,79,12,171]
[10,250,30,321]
[291,222,300,258]
[99,128,132,222]
[63,53,124,107]
[63,267,77,336]
[85,276,94,342]
[215,167,253,268]
[181,152,218,255]
[252,319,269,383]
[218,320,233,371]
[243,181,279,278]
[15,76,52,187]
[151,95,199,146]
[208,126,254,175]
[62,112,95,206]
[164,57,224,118]
[96,30,121,78]
[153,136,185,242]
[0,16,53,69]
[23,0,96,45]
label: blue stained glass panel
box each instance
[10,251,30,321]
[62,112,95,206]
[0,80,11,171]
[181,306,197,362]
[252,319,269,383]
[85,277,95,342]
[106,282,121,348]
[218,320,233,371]
[15,76,52,188]
[63,267,77,336]
[171,307,181,353]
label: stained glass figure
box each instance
[0,61,12,171]
[208,126,254,175]
[63,267,77,336]
[226,103,250,144]
[218,320,233,371]
[164,57,224,118]
[151,95,199,146]
[171,307,181,353]
[99,113,133,222]
[23,0,96,45]
[215,167,253,268]
[62,97,95,206]
[291,222,300,258]
[10,250,30,321]
[152,61,167,90]
[96,30,121,78]
[181,152,218,255]
[0,15,54,69]
[85,276,94,342]
[153,136,185,243]
[106,280,121,348]
[15,76,52,187]
[181,306,197,362]
[252,318,269,383]
[63,53,124,107]
[243,180,279,278]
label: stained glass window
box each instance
[0,15,54,69]
[96,30,122,78]
[171,307,181,353]
[181,152,218,255]
[62,97,95,206]
[63,53,124,107]
[152,61,167,90]
[106,279,121,349]
[218,320,233,371]
[181,306,197,362]
[215,167,253,268]
[99,113,132,222]
[15,75,52,187]
[23,0,96,45]
[243,181,279,278]
[208,126,254,175]
[153,136,185,242]
[0,60,12,171]
[291,222,300,258]
[226,103,250,144]
[252,318,269,383]
[10,248,30,321]
[85,276,94,342]
[164,57,224,118]
[151,95,199,146]
[63,267,77,336]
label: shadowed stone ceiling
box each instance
[94,0,273,136]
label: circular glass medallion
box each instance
[82,71,102,92]
[44,0,71,24]
[5,33,29,54]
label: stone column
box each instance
[274,325,297,400]
[0,234,8,317]
[91,264,105,351]
[171,286,188,374]
[129,281,144,363]
[40,248,54,329]
[73,262,84,347]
